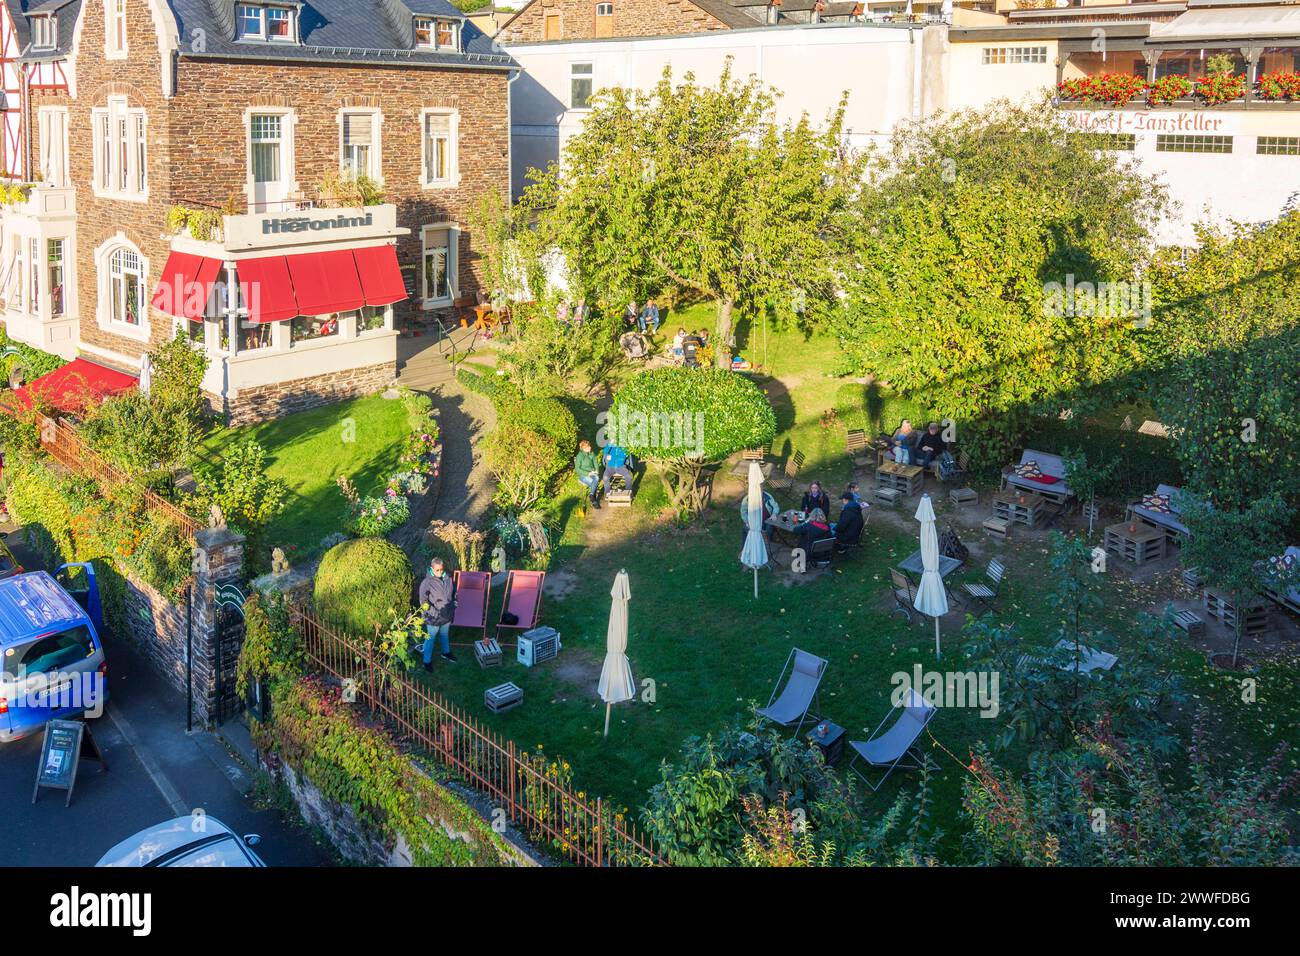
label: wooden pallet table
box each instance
[1103,521,1167,566]
[1203,589,1270,637]
[875,462,924,497]
[993,490,1046,529]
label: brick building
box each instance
[495,0,867,43]
[1,0,515,424]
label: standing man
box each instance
[418,557,457,669]
[639,299,661,335]
[603,443,634,498]
[575,439,602,509]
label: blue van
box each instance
[0,564,107,742]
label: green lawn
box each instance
[199,394,411,560]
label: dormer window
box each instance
[414,17,460,52]
[31,14,57,51]
[236,4,297,43]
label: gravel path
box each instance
[429,378,497,526]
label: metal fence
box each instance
[290,603,665,867]
[37,414,203,538]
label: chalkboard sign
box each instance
[32,719,105,806]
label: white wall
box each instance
[506,23,941,197]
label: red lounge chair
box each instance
[452,570,491,642]
[495,570,545,643]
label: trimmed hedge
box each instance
[314,537,414,638]
[456,366,520,406]
[499,397,578,472]
[1021,416,1182,501]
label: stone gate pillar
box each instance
[191,526,246,725]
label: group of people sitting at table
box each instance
[740,479,867,557]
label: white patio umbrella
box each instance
[138,352,153,396]
[740,460,769,598]
[913,494,949,659]
[598,569,636,738]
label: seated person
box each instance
[915,422,947,470]
[892,435,913,465]
[795,508,832,555]
[833,493,864,547]
[801,482,831,518]
[574,440,602,508]
[739,490,780,545]
[602,443,634,497]
[671,328,687,362]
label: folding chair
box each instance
[809,536,836,569]
[890,568,917,624]
[768,450,805,493]
[961,558,1005,615]
[495,570,545,643]
[847,688,938,791]
[756,648,827,738]
[452,570,491,642]
[846,430,873,470]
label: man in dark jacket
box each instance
[833,492,864,548]
[418,557,457,669]
[916,422,948,471]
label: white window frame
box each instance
[414,17,434,47]
[338,108,383,182]
[105,0,128,59]
[94,234,151,342]
[420,108,458,190]
[421,224,459,308]
[90,97,148,202]
[37,106,70,187]
[264,6,296,42]
[243,107,298,210]
[236,4,266,39]
[235,4,298,43]
[32,15,57,51]
[981,46,1048,65]
[570,62,594,110]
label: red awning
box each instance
[352,245,409,307]
[152,252,222,320]
[238,255,299,324]
[287,249,366,316]
[11,358,138,415]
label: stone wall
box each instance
[216,362,397,426]
[272,760,540,867]
[500,0,730,43]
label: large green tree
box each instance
[830,98,1167,458]
[525,64,861,367]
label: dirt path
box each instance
[430,377,497,527]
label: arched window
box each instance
[108,247,143,327]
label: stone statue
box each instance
[208,504,227,530]
[271,547,291,577]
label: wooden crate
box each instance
[983,517,1010,539]
[485,682,524,713]
[473,638,503,668]
[1173,609,1205,638]
[605,488,633,509]
[874,487,902,507]
[993,492,1045,528]
[949,487,978,508]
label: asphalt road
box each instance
[0,523,337,867]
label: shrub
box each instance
[0,326,64,385]
[456,366,520,406]
[499,397,577,472]
[193,437,288,571]
[485,422,560,512]
[350,494,411,537]
[1020,415,1180,500]
[314,537,414,638]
